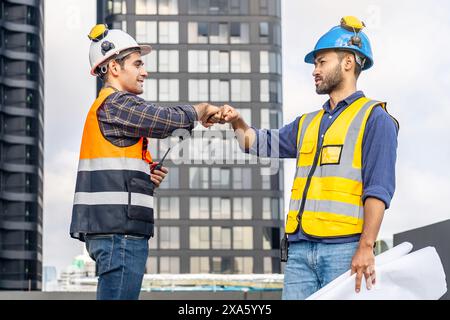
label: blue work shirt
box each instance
[248,91,398,243]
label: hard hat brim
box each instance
[90,44,152,76]
[304,48,373,71]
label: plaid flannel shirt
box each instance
[97,91,198,147]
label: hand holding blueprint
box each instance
[307,242,447,300]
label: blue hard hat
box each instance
[304,17,373,71]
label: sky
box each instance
[43,0,450,275]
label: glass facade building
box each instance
[0,0,44,290]
[98,0,283,274]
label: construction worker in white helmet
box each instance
[210,16,399,299]
[69,24,220,300]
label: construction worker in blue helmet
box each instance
[211,16,400,299]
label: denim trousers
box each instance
[85,234,149,300]
[282,240,359,300]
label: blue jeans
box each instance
[282,240,359,300]
[85,234,149,300]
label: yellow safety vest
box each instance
[285,97,389,238]
[70,88,154,241]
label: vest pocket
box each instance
[127,177,154,223]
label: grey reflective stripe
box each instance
[304,200,363,219]
[78,158,150,175]
[288,199,363,220]
[74,192,154,208]
[289,199,301,212]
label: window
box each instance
[159,21,178,43]
[158,79,178,101]
[190,257,210,273]
[231,80,251,102]
[261,109,270,128]
[211,197,231,219]
[262,197,280,220]
[190,226,210,249]
[261,80,281,103]
[262,227,280,250]
[159,166,179,188]
[260,80,269,102]
[232,168,252,189]
[230,0,249,15]
[188,0,209,14]
[158,50,178,72]
[136,21,157,43]
[136,0,157,14]
[260,51,269,73]
[190,197,209,219]
[277,53,282,74]
[212,227,231,249]
[160,226,180,249]
[211,168,230,189]
[160,257,180,273]
[209,22,228,44]
[159,197,179,219]
[264,257,273,274]
[234,257,253,274]
[230,23,249,44]
[189,167,209,189]
[189,79,209,101]
[212,257,233,274]
[233,227,253,249]
[233,198,252,219]
[188,50,208,73]
[230,51,251,73]
[261,167,271,189]
[188,22,208,43]
[146,256,157,273]
[143,51,157,72]
[110,0,127,14]
[209,0,228,14]
[270,80,282,103]
[236,108,252,124]
[259,22,269,43]
[142,79,157,101]
[210,51,229,73]
[159,136,179,155]
[158,0,178,15]
[149,227,158,249]
[210,80,229,102]
[274,24,282,46]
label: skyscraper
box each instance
[0,0,44,290]
[97,0,283,274]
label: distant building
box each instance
[57,249,96,292]
[0,0,45,290]
[42,266,58,291]
[394,220,450,300]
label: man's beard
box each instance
[316,65,343,95]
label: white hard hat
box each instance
[88,24,152,76]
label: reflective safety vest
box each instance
[70,88,154,241]
[285,97,393,238]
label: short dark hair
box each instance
[336,50,362,79]
[97,48,141,82]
